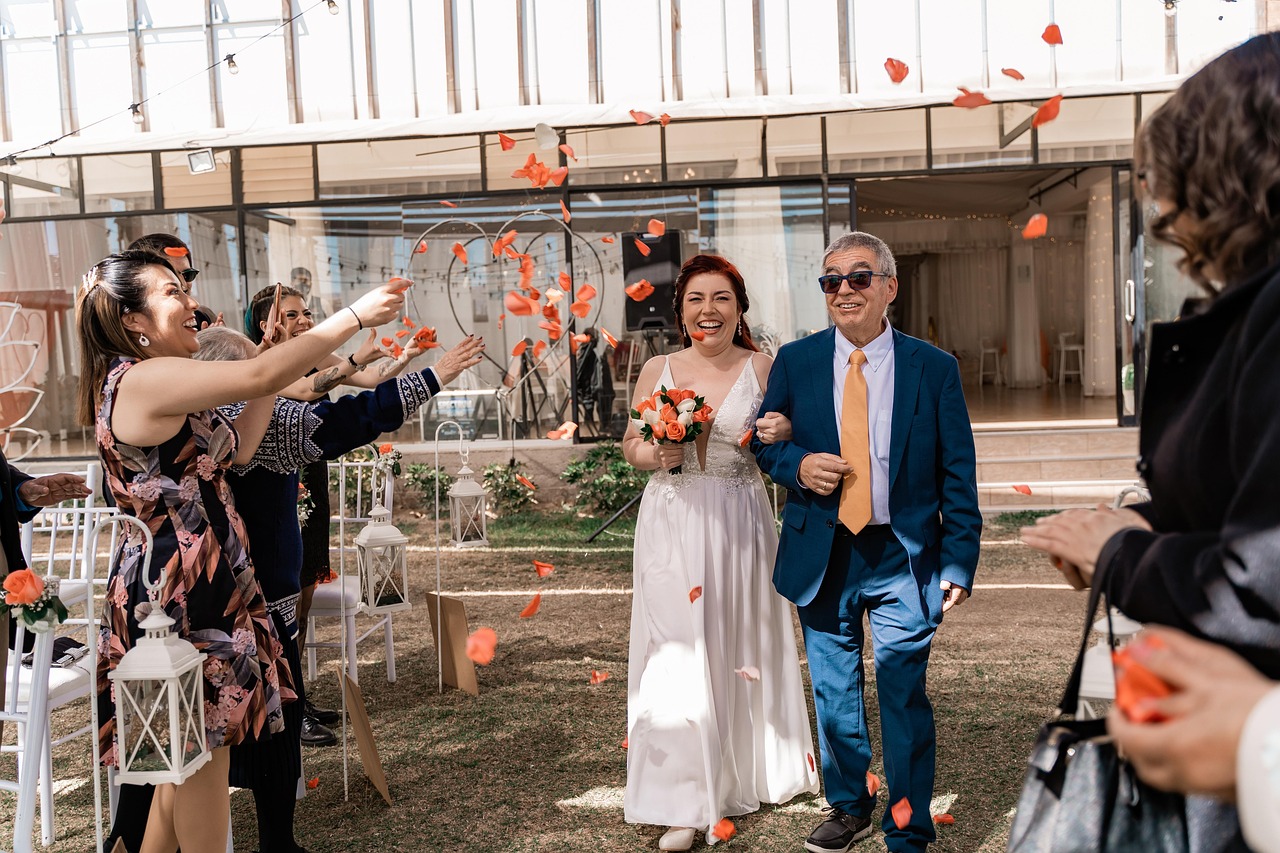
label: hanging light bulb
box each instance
[130,104,144,125]
[224,53,239,75]
[326,0,339,14]
[1163,0,1177,16]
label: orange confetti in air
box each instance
[659,113,672,126]
[884,57,909,84]
[601,236,615,244]
[394,329,409,338]
[569,300,591,319]
[504,291,538,316]
[560,200,571,223]
[414,240,427,254]
[391,343,404,358]
[519,593,542,618]
[532,340,547,358]
[689,586,703,603]
[1032,94,1064,128]
[533,559,554,577]
[590,670,611,685]
[413,326,438,348]
[497,131,516,151]
[1012,484,1033,496]
[953,87,992,109]
[549,166,569,187]
[891,797,913,830]
[1042,23,1063,45]
[690,329,706,342]
[545,287,565,304]
[711,819,737,842]
[1001,67,1025,81]
[440,200,458,208]
[808,753,816,772]
[498,313,505,330]
[601,328,619,348]
[1021,214,1049,240]
[646,218,666,237]
[451,242,468,264]
[934,814,955,825]
[866,772,881,797]
[543,299,561,322]
[571,333,591,345]
[465,627,498,665]
[162,246,188,258]
[625,279,655,301]
[519,476,539,492]
[306,776,319,790]
[538,320,563,340]
[633,237,651,257]
[381,337,394,347]
[511,340,528,357]
[557,270,571,290]
[576,283,597,301]
[630,109,654,125]
[505,245,520,260]
[739,429,753,447]
[401,316,416,327]
[735,665,760,682]
[559,143,577,161]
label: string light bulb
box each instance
[1163,0,1177,16]
[3,154,20,175]
[224,54,239,75]
[327,0,339,14]
[130,103,145,125]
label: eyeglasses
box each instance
[179,267,200,283]
[817,270,890,294]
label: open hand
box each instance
[352,328,389,367]
[18,473,91,507]
[433,335,485,387]
[347,282,406,330]
[799,452,852,496]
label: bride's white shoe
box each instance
[659,826,696,851]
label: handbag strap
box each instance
[1055,569,1118,716]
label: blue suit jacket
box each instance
[751,327,981,608]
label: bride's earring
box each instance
[138,334,150,347]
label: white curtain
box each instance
[1083,180,1117,396]
[928,249,1008,376]
[1005,242,1044,388]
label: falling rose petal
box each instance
[1021,214,1049,240]
[646,218,666,237]
[569,300,591,319]
[1032,94,1064,128]
[690,328,707,342]
[381,337,394,347]
[1012,484,1034,495]
[519,593,542,618]
[625,279,655,302]
[541,301,560,323]
[953,87,992,109]
[891,797,913,830]
[498,313,505,330]
[558,143,577,162]
[412,239,428,255]
[532,559,554,577]
[504,290,538,316]
[558,270,571,290]
[866,772,881,797]
[629,109,655,125]
[735,665,761,682]
[884,57,910,84]
[739,429,754,448]
[440,200,458,208]
[590,670,611,685]
[505,245,521,260]
[601,328,619,348]
[395,329,410,338]
[465,627,498,666]
[519,476,540,492]
[1042,23,1063,45]
[511,340,528,357]
[633,237,652,257]
[401,316,416,327]
[571,333,592,345]
[534,122,560,149]
[934,814,956,825]
[545,287,565,304]
[548,166,569,187]
[576,283,597,301]
[413,326,439,348]
[391,343,404,358]
[538,320,563,340]
[497,131,517,151]
[622,736,629,749]
[162,246,189,258]
[601,236,615,244]
[560,199,571,223]
[306,776,320,790]
[659,113,672,126]
[1001,67,1025,81]
[532,340,547,358]
[689,586,703,603]
[807,753,816,772]
[451,242,468,264]
[710,819,736,843]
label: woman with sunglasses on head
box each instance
[621,254,818,851]
[77,250,403,853]
[128,233,222,328]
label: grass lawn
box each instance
[2,509,1086,852]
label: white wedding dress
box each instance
[625,356,819,837]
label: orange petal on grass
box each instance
[532,340,547,358]
[511,340,528,357]
[306,776,319,790]
[1021,213,1049,239]
[440,200,458,208]
[659,113,672,126]
[953,87,992,109]
[576,283,597,301]
[590,670,611,685]
[1042,23,1063,45]
[601,236,615,244]
[866,772,881,797]
[891,797,913,830]
[933,814,956,825]
[710,819,736,842]
[735,665,760,682]
[884,57,909,83]
[532,559,554,577]
[497,131,517,151]
[465,627,498,666]
[519,593,542,618]
[569,300,591,319]
[629,109,654,125]
[413,240,428,254]
[646,218,666,237]
[519,476,540,492]
[559,143,577,162]
[1001,67,1025,81]
[601,328,619,348]
[560,199,571,223]
[689,585,703,603]
[633,237,651,257]
[1012,484,1033,496]
[451,242,468,264]
[625,279,655,301]
[1032,94,1064,128]
[739,429,754,448]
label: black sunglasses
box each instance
[179,267,200,283]
[817,270,889,294]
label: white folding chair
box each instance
[305,456,398,686]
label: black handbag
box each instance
[1006,578,1189,852]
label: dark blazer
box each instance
[0,450,38,578]
[751,327,981,608]
[1098,261,1280,679]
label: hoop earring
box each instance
[138,334,150,348]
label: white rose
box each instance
[631,418,646,433]
[642,409,659,426]
[677,412,693,427]
[676,398,697,414]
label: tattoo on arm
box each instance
[377,359,399,378]
[312,366,344,393]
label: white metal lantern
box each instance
[108,568,210,786]
[448,461,489,547]
[354,504,412,614]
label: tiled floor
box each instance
[964,383,1118,427]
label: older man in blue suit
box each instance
[751,231,981,853]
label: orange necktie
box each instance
[839,350,872,532]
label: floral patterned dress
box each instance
[95,358,294,765]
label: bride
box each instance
[622,254,818,850]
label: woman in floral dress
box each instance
[75,250,403,853]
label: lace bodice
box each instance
[649,355,763,492]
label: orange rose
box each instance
[379,443,394,455]
[652,420,667,440]
[659,404,678,423]
[676,389,698,403]
[3,569,44,606]
[635,397,656,415]
[692,405,712,423]
[666,420,687,442]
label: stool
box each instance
[978,338,1001,385]
[1057,332,1084,386]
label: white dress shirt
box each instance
[833,322,895,525]
[1239,685,1280,853]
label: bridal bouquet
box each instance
[630,386,713,475]
[2,569,68,633]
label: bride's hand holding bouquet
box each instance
[630,386,713,475]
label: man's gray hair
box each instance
[194,326,256,362]
[823,231,897,277]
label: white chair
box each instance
[305,456,398,686]
[978,338,1001,385]
[1056,332,1084,386]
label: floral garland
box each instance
[2,569,68,633]
[296,480,315,527]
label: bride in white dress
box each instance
[622,255,819,851]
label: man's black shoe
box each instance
[305,699,340,725]
[804,807,873,853]
[300,714,337,747]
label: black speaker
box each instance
[622,230,681,331]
